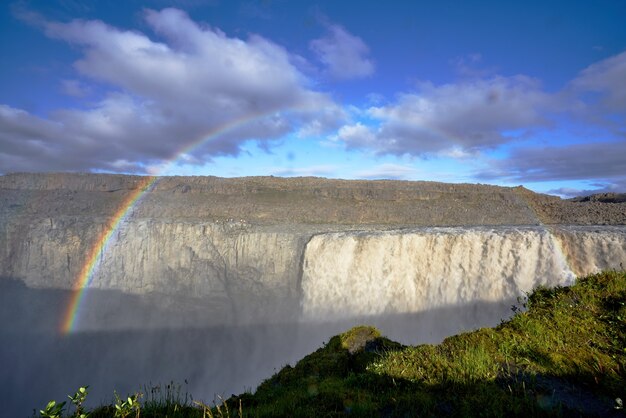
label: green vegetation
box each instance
[40,387,89,418]
[39,271,626,417]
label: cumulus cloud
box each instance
[337,76,554,156]
[469,56,626,190]
[310,23,374,80]
[328,49,626,189]
[1,8,342,173]
[332,49,625,178]
[0,103,121,172]
[334,122,377,148]
[571,50,626,113]
[476,141,626,183]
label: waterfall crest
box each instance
[301,226,626,320]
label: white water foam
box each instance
[301,226,626,320]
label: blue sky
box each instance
[1,0,625,196]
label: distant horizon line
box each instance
[4,171,626,198]
[0,170,533,186]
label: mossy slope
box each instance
[228,271,626,417]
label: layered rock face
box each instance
[1,217,307,324]
[1,173,625,326]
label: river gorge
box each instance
[1,173,624,417]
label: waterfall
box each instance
[300,226,626,320]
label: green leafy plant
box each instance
[40,400,66,418]
[113,392,141,418]
[68,386,89,418]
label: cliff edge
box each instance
[2,172,624,226]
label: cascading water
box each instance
[300,226,626,321]
[549,226,626,275]
[2,223,626,417]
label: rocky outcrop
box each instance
[569,192,626,204]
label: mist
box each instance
[0,277,521,418]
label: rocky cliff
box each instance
[2,173,625,225]
[1,173,625,327]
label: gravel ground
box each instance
[1,173,624,226]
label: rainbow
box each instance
[60,175,157,334]
[60,110,288,334]
[60,108,574,334]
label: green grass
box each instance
[38,271,626,417]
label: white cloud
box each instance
[336,76,554,156]
[295,100,349,137]
[476,141,626,183]
[354,163,418,180]
[437,147,476,159]
[0,8,343,173]
[0,103,118,172]
[545,187,587,198]
[270,165,338,177]
[571,50,626,112]
[43,8,317,111]
[329,50,626,188]
[334,122,377,147]
[310,24,374,80]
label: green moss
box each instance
[339,325,381,353]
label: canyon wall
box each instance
[1,173,625,327]
[0,217,308,324]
